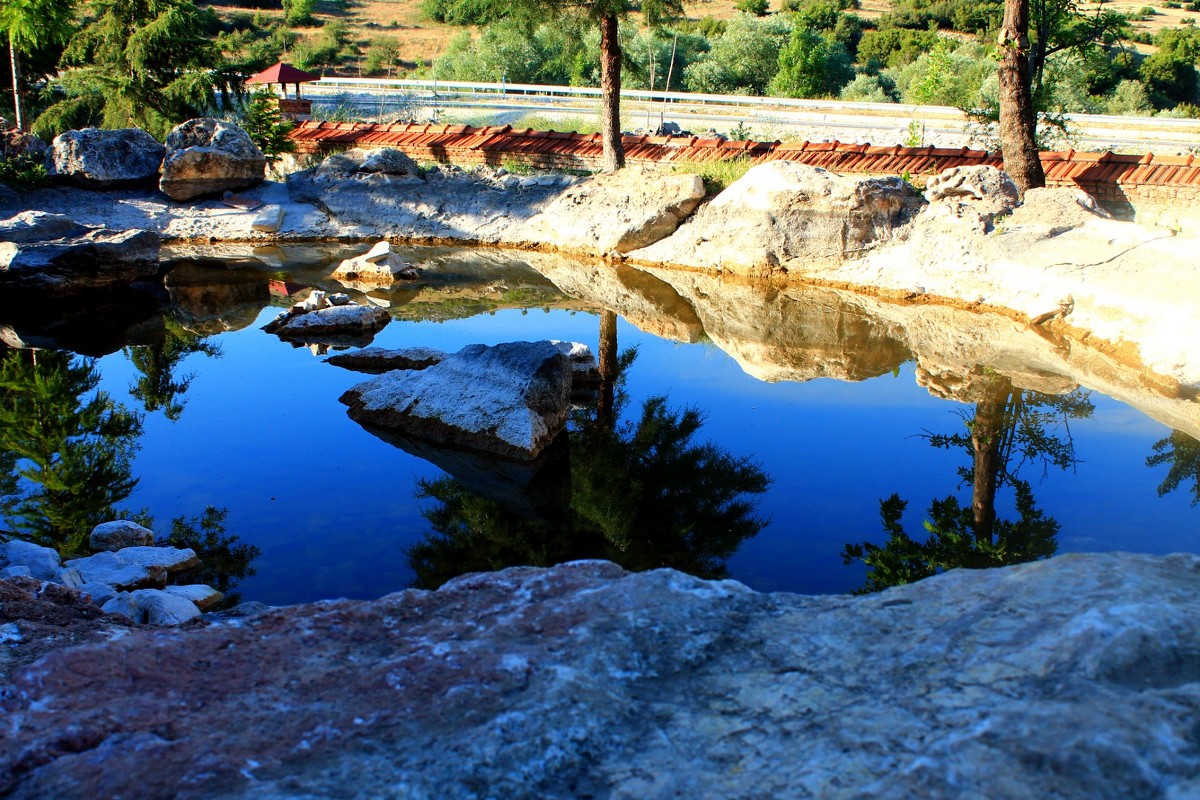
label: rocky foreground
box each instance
[2,553,1199,799]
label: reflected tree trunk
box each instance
[969,380,1023,543]
[8,36,23,130]
[597,309,618,422]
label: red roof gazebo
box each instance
[246,62,322,99]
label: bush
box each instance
[736,0,769,16]
[0,155,50,190]
[1105,79,1154,115]
[683,14,792,95]
[839,72,897,102]
[770,27,854,98]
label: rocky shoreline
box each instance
[5,137,1200,394]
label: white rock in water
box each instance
[331,249,418,288]
[90,520,155,552]
[340,340,572,460]
[163,584,225,611]
[361,240,392,263]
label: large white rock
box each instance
[102,589,202,626]
[89,520,155,552]
[330,241,418,287]
[631,161,926,275]
[340,340,573,459]
[527,166,707,254]
[269,305,392,339]
[159,118,266,202]
[46,128,164,188]
[2,540,62,581]
[64,546,198,591]
[162,584,224,611]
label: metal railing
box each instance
[301,77,1200,134]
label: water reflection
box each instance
[125,313,221,421]
[1147,431,1200,506]
[0,348,141,555]
[404,351,771,589]
[842,371,1095,593]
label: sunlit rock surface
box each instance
[631,162,926,274]
[525,166,706,254]
[159,119,266,202]
[3,554,1198,799]
[340,340,573,460]
[45,128,164,189]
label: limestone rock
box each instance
[45,128,164,188]
[102,589,202,626]
[89,520,155,552]
[0,565,32,579]
[162,584,224,611]
[923,165,1020,231]
[325,345,447,373]
[3,554,1200,799]
[0,210,82,243]
[269,305,392,340]
[340,340,572,460]
[78,582,118,608]
[64,551,167,591]
[528,166,707,254]
[632,162,926,275]
[250,204,284,233]
[330,241,419,287]
[2,540,62,581]
[110,545,200,574]
[551,339,599,384]
[159,118,266,202]
[0,227,161,295]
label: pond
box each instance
[2,244,1197,606]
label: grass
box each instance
[671,155,754,196]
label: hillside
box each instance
[198,0,1200,77]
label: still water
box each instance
[2,245,1197,605]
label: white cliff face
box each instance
[3,553,1199,799]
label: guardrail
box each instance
[301,77,1200,133]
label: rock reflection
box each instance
[404,353,771,590]
[842,371,1095,593]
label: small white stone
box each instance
[251,204,285,233]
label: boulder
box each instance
[0,211,83,244]
[267,305,392,340]
[340,340,573,460]
[89,520,155,552]
[631,162,926,275]
[3,554,1200,799]
[528,166,707,254]
[64,551,167,591]
[159,118,266,202]
[2,540,62,582]
[102,589,202,626]
[923,165,1021,232]
[109,545,200,574]
[162,584,224,611]
[325,345,448,373]
[330,241,419,287]
[311,147,423,181]
[78,582,118,608]
[45,128,164,188]
[0,227,161,294]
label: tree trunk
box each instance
[9,35,23,131]
[997,0,1045,193]
[596,310,618,422]
[598,14,625,172]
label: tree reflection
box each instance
[125,313,221,421]
[159,506,260,608]
[1146,431,1200,506]
[0,348,141,556]
[407,347,771,590]
[842,373,1094,593]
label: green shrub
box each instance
[736,0,769,16]
[238,89,295,158]
[0,155,51,190]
